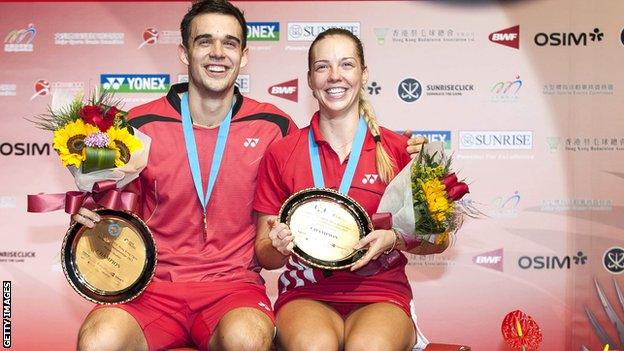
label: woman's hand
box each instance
[404,132,428,159]
[71,208,100,228]
[350,229,397,271]
[267,217,294,256]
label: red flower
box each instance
[105,106,120,120]
[80,105,114,131]
[501,310,543,350]
[447,182,469,201]
[441,173,458,189]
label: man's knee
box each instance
[210,308,274,351]
[77,309,146,351]
[77,321,123,351]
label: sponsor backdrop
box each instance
[1,0,623,350]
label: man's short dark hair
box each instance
[180,0,247,49]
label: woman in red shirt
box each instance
[254,28,448,351]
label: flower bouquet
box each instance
[27,89,156,305]
[30,89,150,191]
[377,141,475,245]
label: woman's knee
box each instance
[277,329,340,351]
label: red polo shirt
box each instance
[127,83,296,284]
[254,112,413,306]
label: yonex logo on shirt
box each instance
[244,138,260,148]
[362,174,379,184]
[257,301,271,311]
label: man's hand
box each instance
[71,208,101,228]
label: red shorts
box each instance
[275,290,412,319]
[92,281,275,351]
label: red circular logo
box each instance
[142,27,159,45]
[34,79,50,95]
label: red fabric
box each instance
[253,112,413,305]
[94,281,274,351]
[127,84,296,284]
[501,310,543,350]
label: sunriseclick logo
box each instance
[100,74,170,93]
[4,23,36,52]
[603,247,624,274]
[247,22,280,41]
[268,79,298,102]
[287,22,360,41]
[397,78,421,103]
[489,25,520,49]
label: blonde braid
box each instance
[359,90,396,183]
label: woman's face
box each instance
[308,35,368,118]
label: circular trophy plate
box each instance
[279,188,372,270]
[61,209,157,304]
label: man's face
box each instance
[179,13,248,96]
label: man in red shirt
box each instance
[73,1,296,350]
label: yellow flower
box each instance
[52,119,99,167]
[435,232,450,245]
[106,127,141,166]
[421,178,454,221]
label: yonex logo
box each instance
[258,301,271,312]
[100,74,169,93]
[247,22,280,41]
[362,174,378,184]
[244,138,259,148]
[102,77,125,90]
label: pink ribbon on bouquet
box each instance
[27,180,138,214]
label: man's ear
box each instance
[178,44,190,66]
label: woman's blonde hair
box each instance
[308,28,397,183]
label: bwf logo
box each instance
[244,138,259,148]
[489,25,520,49]
[473,248,503,272]
[268,79,298,102]
[362,174,378,184]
